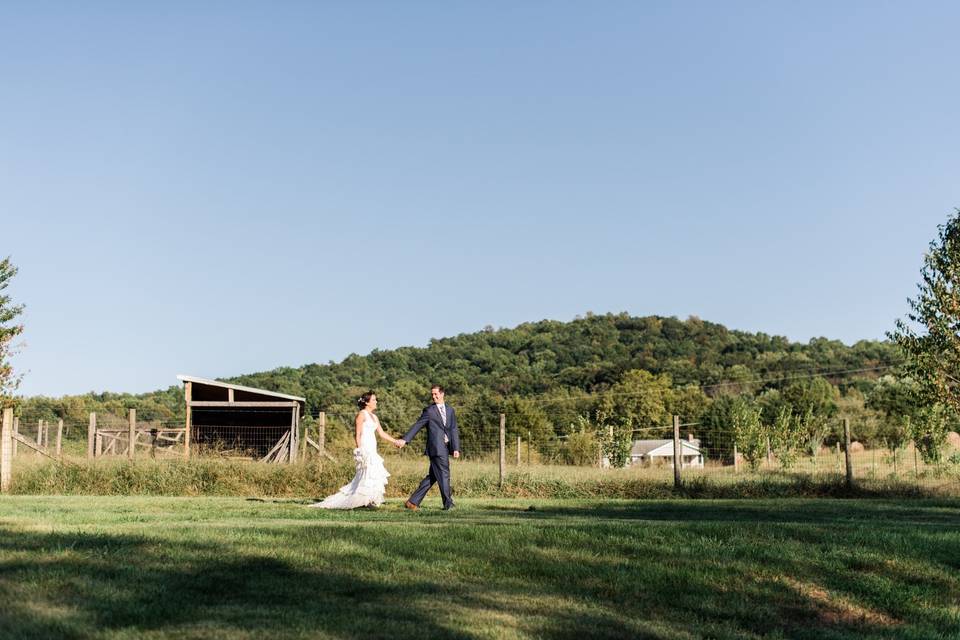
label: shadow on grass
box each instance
[2,499,959,639]
[481,498,960,527]
[0,526,652,640]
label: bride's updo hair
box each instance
[357,391,376,410]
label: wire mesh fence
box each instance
[4,405,960,497]
[297,408,960,489]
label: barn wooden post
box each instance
[289,405,299,463]
[1,408,13,493]
[128,409,136,460]
[56,419,64,458]
[12,417,18,458]
[318,412,326,457]
[672,415,682,489]
[87,413,96,459]
[499,414,506,488]
[843,417,853,488]
[184,382,192,460]
[295,405,301,462]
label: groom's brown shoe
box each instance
[404,500,419,511]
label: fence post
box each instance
[302,419,310,459]
[673,415,681,489]
[1,408,12,493]
[516,435,521,465]
[35,420,42,457]
[12,417,18,458]
[56,419,63,458]
[127,409,136,460]
[318,412,326,458]
[913,442,919,477]
[43,420,50,449]
[87,413,96,459]
[835,442,841,471]
[184,381,192,460]
[765,436,772,467]
[733,442,740,473]
[843,418,853,489]
[527,430,531,464]
[499,414,506,488]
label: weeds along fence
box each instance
[3,407,960,496]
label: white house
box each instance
[629,436,703,469]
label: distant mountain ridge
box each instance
[18,313,899,427]
[227,312,897,411]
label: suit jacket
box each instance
[401,404,460,457]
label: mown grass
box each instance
[0,497,958,639]
[8,455,960,500]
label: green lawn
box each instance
[1,497,958,639]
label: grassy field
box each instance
[1,496,958,639]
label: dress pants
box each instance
[408,455,453,508]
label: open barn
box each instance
[179,375,305,463]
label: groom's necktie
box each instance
[437,404,449,443]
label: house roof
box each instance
[176,374,306,402]
[631,439,701,457]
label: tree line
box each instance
[12,311,931,464]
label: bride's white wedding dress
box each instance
[310,410,390,509]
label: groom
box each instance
[397,384,460,510]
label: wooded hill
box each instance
[19,313,901,445]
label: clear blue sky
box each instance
[2,2,958,397]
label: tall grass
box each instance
[8,455,959,499]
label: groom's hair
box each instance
[431,384,445,393]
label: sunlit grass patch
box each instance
[0,497,958,639]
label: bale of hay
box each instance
[947,431,960,448]
[849,441,865,453]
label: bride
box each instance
[311,391,403,509]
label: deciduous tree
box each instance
[0,257,24,405]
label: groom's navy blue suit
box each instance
[402,404,460,509]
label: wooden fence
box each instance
[88,410,186,460]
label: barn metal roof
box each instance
[176,374,306,402]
